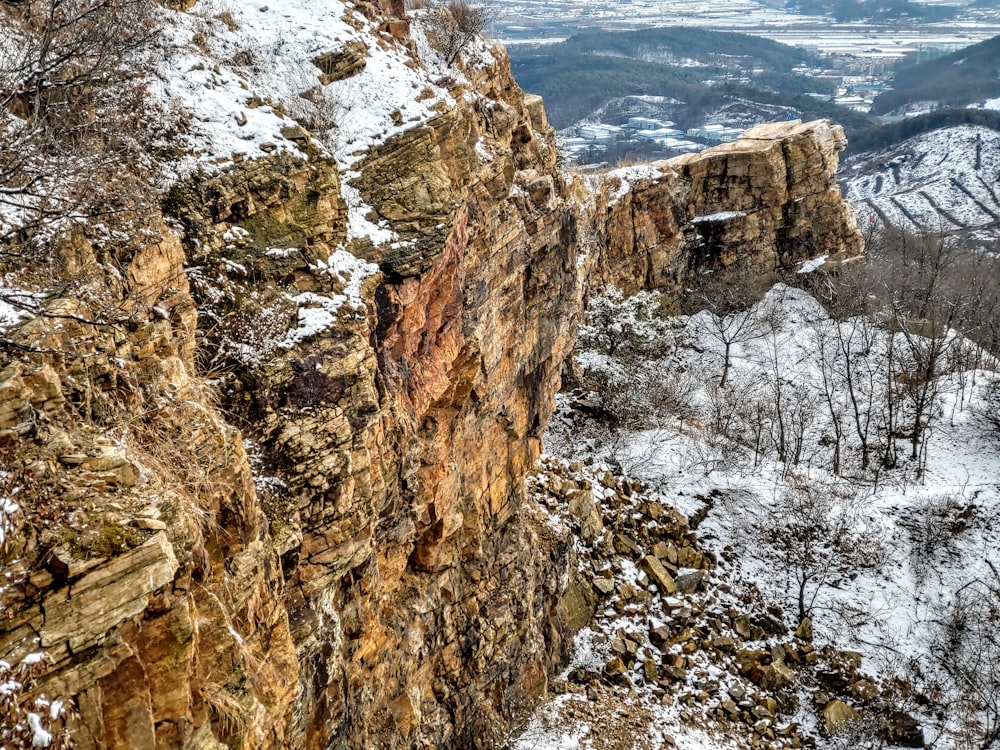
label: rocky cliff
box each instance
[0,2,861,748]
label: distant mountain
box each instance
[871,35,1000,115]
[508,28,864,131]
[787,0,958,22]
[842,125,1000,243]
[846,108,1000,154]
[543,27,822,71]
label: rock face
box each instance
[578,119,862,296]
[0,7,861,749]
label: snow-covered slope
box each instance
[842,125,1000,243]
[517,283,1000,749]
[151,0,484,246]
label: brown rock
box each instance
[849,678,879,702]
[603,657,627,678]
[641,555,677,594]
[761,660,795,691]
[131,518,168,531]
[614,533,643,558]
[38,533,179,655]
[733,615,752,639]
[313,41,368,84]
[674,570,707,594]
[884,711,924,748]
[821,700,860,736]
[592,576,615,596]
[0,17,864,746]
[795,617,813,641]
[643,658,659,683]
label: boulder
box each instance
[674,570,707,594]
[883,711,924,748]
[761,660,795,691]
[821,700,860,735]
[641,555,677,595]
[794,617,813,641]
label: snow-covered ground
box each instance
[842,125,1000,244]
[150,0,480,248]
[515,283,1000,749]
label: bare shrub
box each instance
[0,654,75,749]
[930,562,1000,749]
[0,0,160,255]
[423,0,492,66]
[901,493,974,585]
[743,476,887,623]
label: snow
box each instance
[605,165,665,206]
[0,288,44,333]
[691,211,747,223]
[154,0,449,171]
[148,0,495,247]
[227,625,244,645]
[0,679,19,696]
[797,254,827,274]
[0,496,19,546]
[0,297,32,331]
[523,282,1000,749]
[279,247,379,347]
[842,125,1000,241]
[341,178,394,245]
[27,712,52,747]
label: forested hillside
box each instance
[509,28,866,130]
[871,35,1000,114]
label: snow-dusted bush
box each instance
[422,0,493,66]
[0,0,161,257]
[578,288,677,362]
[575,288,691,428]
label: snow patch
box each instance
[691,210,746,223]
[279,248,378,347]
[797,254,827,274]
[605,164,665,206]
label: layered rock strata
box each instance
[0,11,861,750]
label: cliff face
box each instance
[578,119,862,296]
[0,4,861,748]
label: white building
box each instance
[627,116,675,131]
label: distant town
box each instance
[554,37,977,167]
[501,0,1000,166]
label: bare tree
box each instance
[867,228,998,473]
[0,0,161,352]
[932,561,1000,750]
[0,0,158,262]
[685,267,773,389]
[810,319,846,475]
[746,476,885,623]
[423,0,493,66]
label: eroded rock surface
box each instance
[0,4,862,748]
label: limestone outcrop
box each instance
[577,119,862,296]
[0,4,862,748]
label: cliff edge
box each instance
[0,1,861,747]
